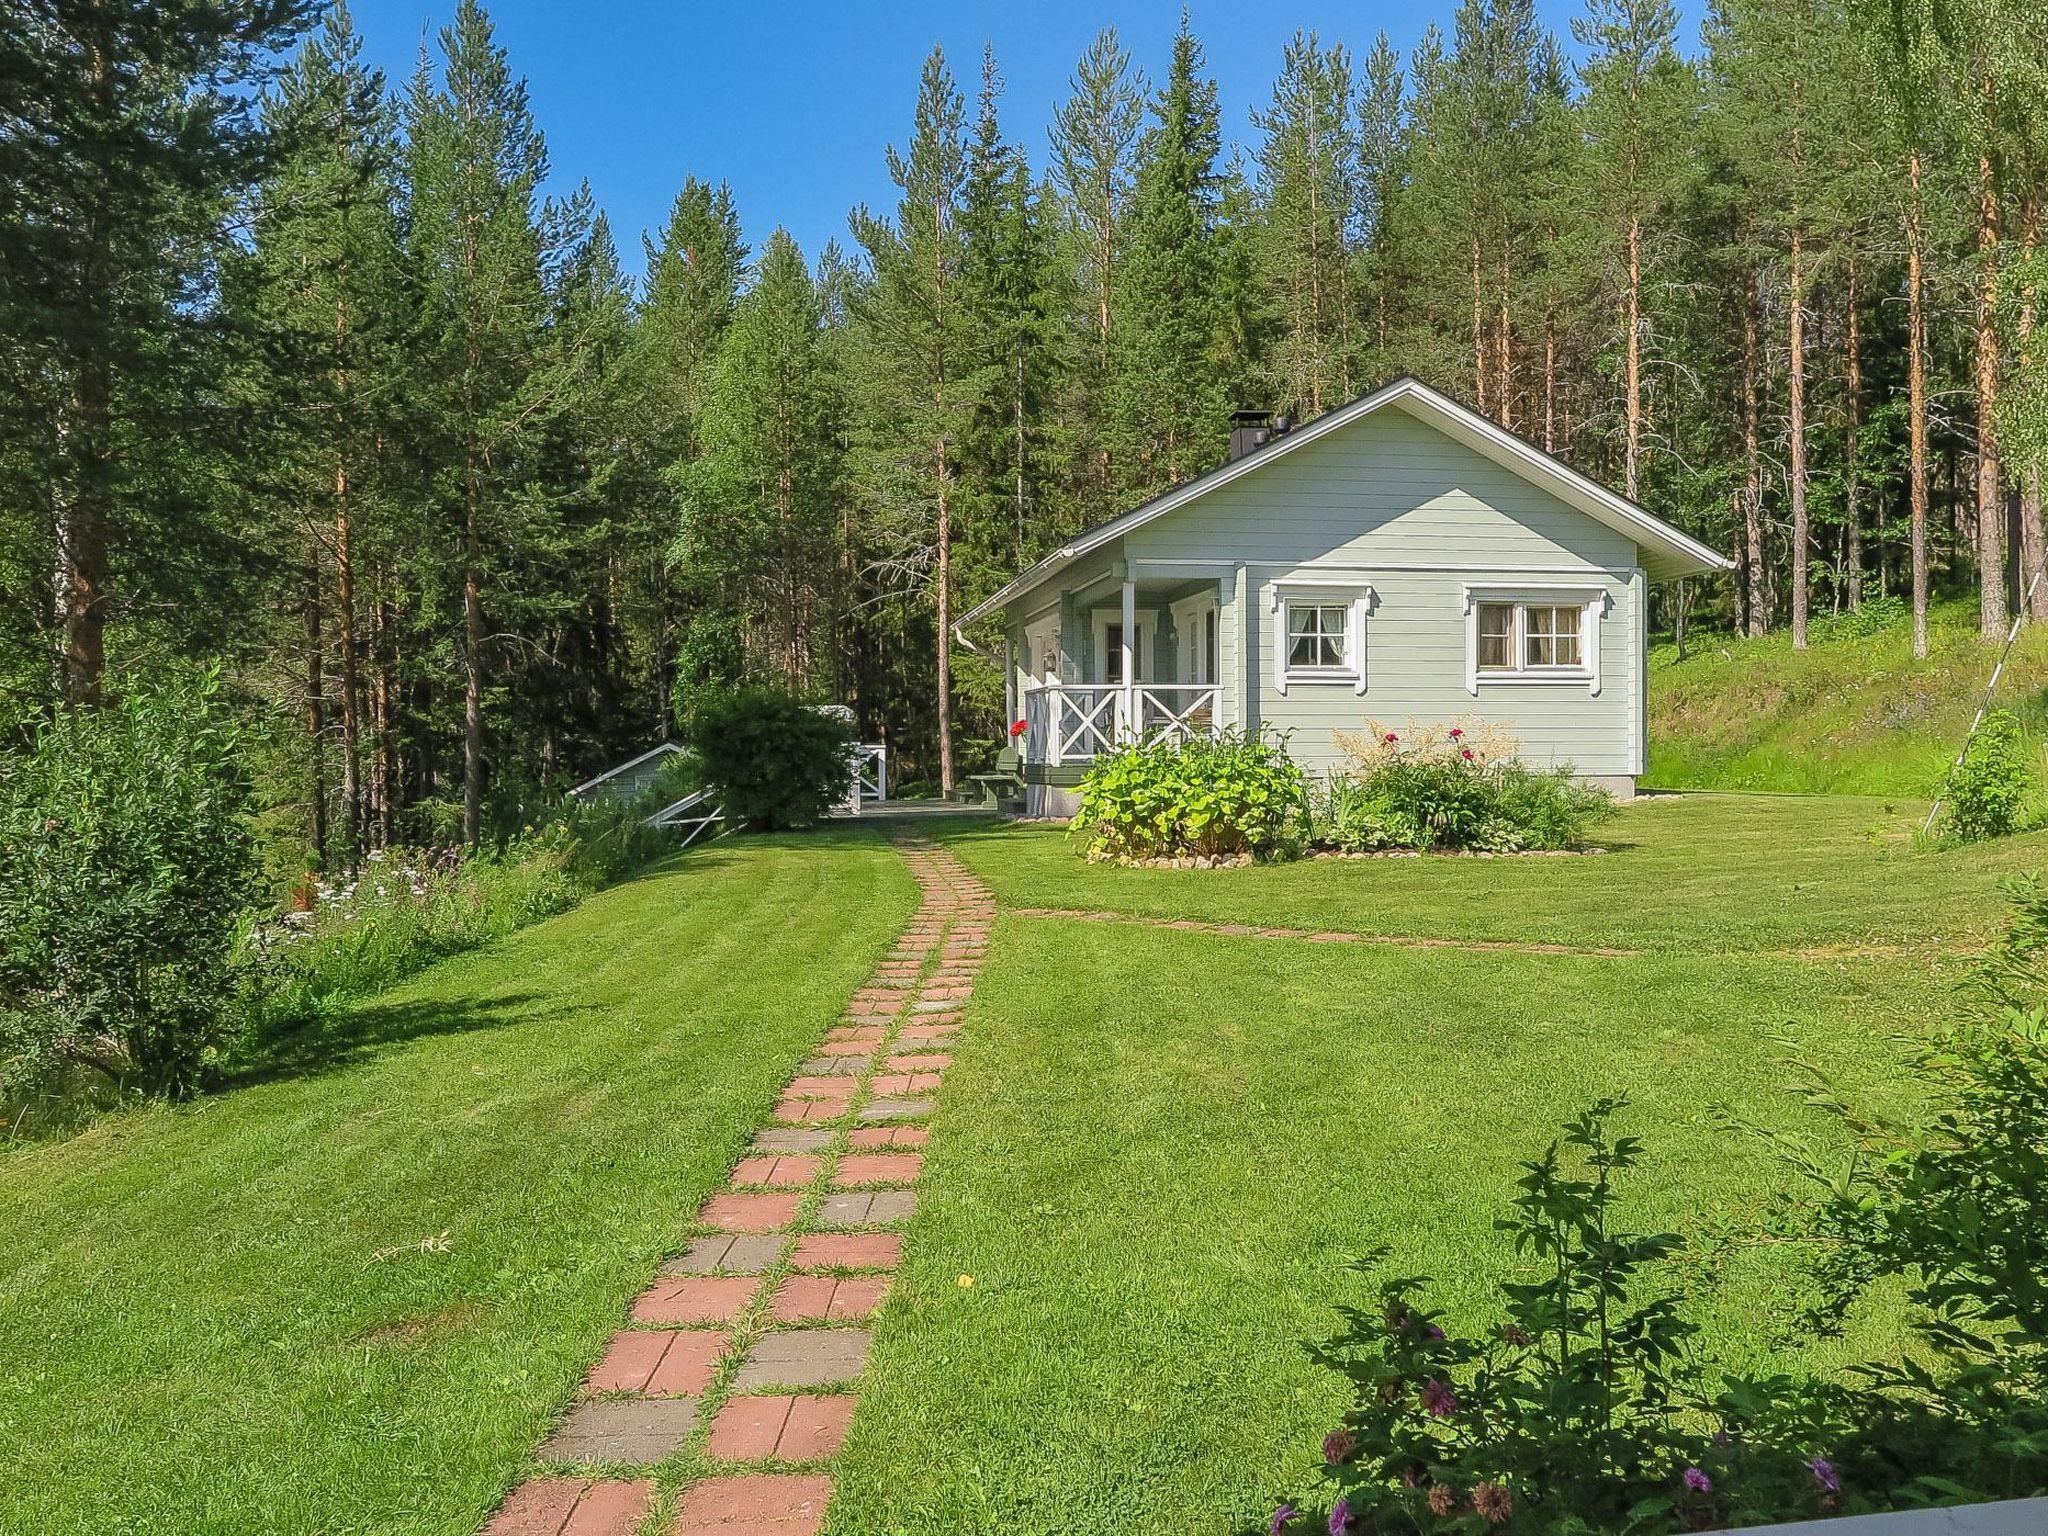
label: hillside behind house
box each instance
[1645,601,2048,797]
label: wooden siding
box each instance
[1121,404,1642,778]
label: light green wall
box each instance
[1007,403,1648,779]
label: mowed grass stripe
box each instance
[0,829,917,1536]
[828,913,1935,1536]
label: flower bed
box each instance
[1314,719,1613,854]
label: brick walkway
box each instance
[482,837,991,1536]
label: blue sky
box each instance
[344,0,1709,284]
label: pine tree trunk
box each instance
[1845,250,1863,607]
[1624,213,1643,501]
[935,440,955,795]
[2019,193,2046,619]
[1976,140,2007,639]
[1789,224,1810,649]
[1909,150,1932,659]
[1470,233,1487,414]
[463,468,485,846]
[374,590,394,848]
[1544,290,1558,455]
[1742,269,1766,637]
[334,457,362,865]
[306,568,329,860]
[1496,251,1513,430]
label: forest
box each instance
[3,0,2045,865]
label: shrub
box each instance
[0,673,262,1097]
[1316,721,1612,853]
[684,686,854,830]
[1940,708,2035,842]
[1074,729,1306,861]
[1810,593,1909,642]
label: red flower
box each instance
[1009,719,1028,737]
[1461,748,1475,761]
[1449,727,1464,739]
[1383,732,1399,744]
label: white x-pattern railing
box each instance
[1022,682,1221,765]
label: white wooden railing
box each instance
[844,743,887,813]
[1021,683,1221,764]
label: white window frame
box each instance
[1461,584,1608,696]
[1270,581,1374,695]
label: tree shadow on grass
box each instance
[227,990,573,1090]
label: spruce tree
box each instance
[849,47,969,792]
[1109,18,1227,496]
[676,230,843,690]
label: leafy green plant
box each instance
[1316,730,1612,853]
[1810,593,1909,643]
[1074,730,1306,860]
[683,686,855,830]
[0,672,262,1097]
[1940,708,2035,843]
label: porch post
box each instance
[1120,578,1136,741]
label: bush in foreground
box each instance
[1074,730,1306,861]
[684,686,854,830]
[0,673,261,1098]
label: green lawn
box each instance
[825,796,2036,1535]
[0,830,916,1536]
[930,791,2048,954]
[5,796,2039,1536]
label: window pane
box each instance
[1106,624,1123,683]
[1477,603,1515,670]
[1286,602,1348,670]
[1524,605,1581,668]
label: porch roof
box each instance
[958,376,1733,632]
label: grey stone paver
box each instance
[795,1055,870,1077]
[859,1097,934,1122]
[661,1234,786,1276]
[815,1191,918,1227]
[732,1328,871,1390]
[539,1397,697,1464]
[750,1128,833,1154]
[911,1000,956,1013]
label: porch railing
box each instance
[1021,682,1221,765]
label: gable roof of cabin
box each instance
[958,375,1732,629]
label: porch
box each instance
[1003,571,1232,802]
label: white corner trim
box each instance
[1271,580,1376,696]
[1461,583,1610,697]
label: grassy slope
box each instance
[0,830,916,1536]
[1645,601,2048,795]
[828,799,2026,1535]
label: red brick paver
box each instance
[630,1275,759,1326]
[730,1155,821,1189]
[706,1396,857,1463]
[832,1153,922,1187]
[701,1192,804,1233]
[847,1125,928,1149]
[673,1474,835,1534]
[585,1329,725,1397]
[770,1273,891,1322]
[791,1232,902,1271]
[483,1477,654,1535]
